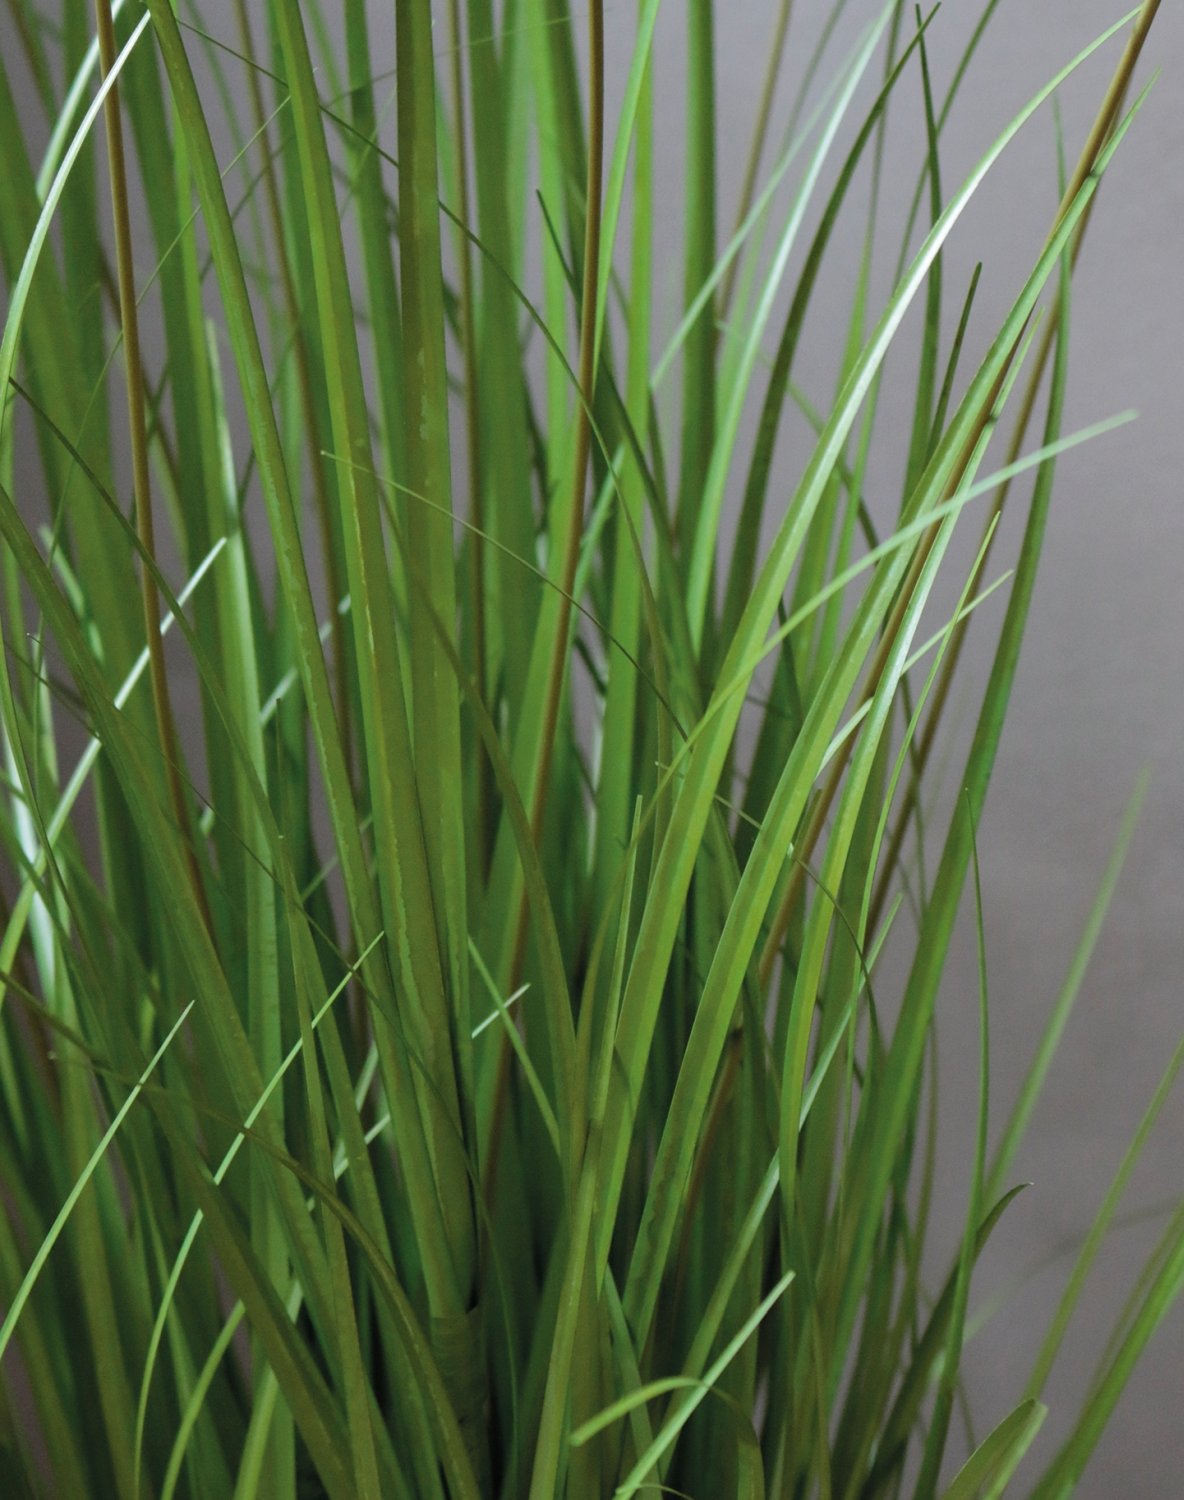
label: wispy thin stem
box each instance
[720,0,795,316]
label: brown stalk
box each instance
[94,0,212,935]
[483,0,606,1213]
[720,0,796,317]
[510,0,605,988]
[867,0,1162,933]
[446,0,493,880]
[758,0,1161,984]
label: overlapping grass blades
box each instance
[0,1,1171,1496]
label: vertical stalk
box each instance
[447,0,492,876]
[94,0,210,935]
[515,0,605,971]
[485,0,604,1256]
[676,0,717,554]
[233,0,352,778]
[392,0,486,1478]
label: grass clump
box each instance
[0,1,1173,1496]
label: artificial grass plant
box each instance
[0,0,1173,1496]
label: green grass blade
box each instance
[940,1399,1046,1500]
[0,1002,192,1364]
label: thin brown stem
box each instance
[482,0,607,1217]
[760,0,1160,982]
[447,0,492,880]
[867,0,1161,932]
[94,0,212,936]
[720,0,795,317]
